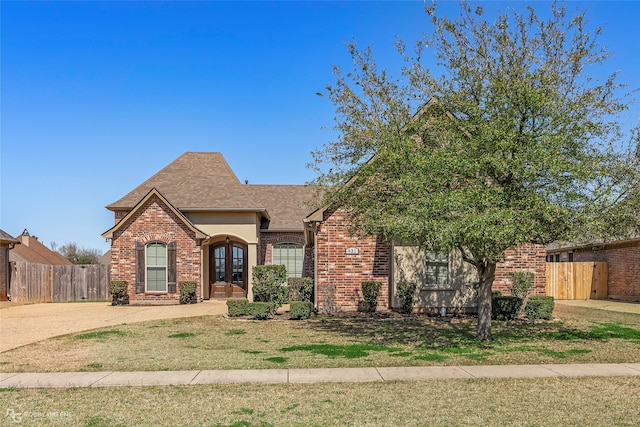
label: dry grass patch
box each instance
[1,305,639,372]
[1,377,639,426]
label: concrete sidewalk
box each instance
[1,363,639,388]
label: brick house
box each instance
[547,240,640,302]
[103,152,546,309]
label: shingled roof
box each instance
[0,229,18,244]
[10,231,73,265]
[246,185,315,231]
[106,152,261,211]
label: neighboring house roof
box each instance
[106,152,263,211]
[102,188,208,239]
[9,230,73,265]
[99,250,111,265]
[0,229,18,245]
[246,185,315,231]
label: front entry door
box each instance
[210,241,247,298]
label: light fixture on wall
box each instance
[226,236,230,244]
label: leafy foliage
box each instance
[311,2,640,339]
[289,301,313,320]
[361,281,383,312]
[59,242,102,264]
[248,302,275,320]
[508,272,535,299]
[525,296,555,321]
[287,277,314,302]
[252,265,288,307]
[396,281,417,314]
[178,281,197,304]
[492,295,523,320]
[108,280,128,305]
[227,298,250,317]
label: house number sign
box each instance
[345,247,359,255]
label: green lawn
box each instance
[1,303,639,372]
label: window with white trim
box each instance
[425,251,449,288]
[273,243,304,278]
[146,242,167,292]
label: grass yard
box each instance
[2,377,639,426]
[1,303,639,373]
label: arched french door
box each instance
[209,240,247,298]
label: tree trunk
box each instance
[476,261,496,341]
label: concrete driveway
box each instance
[0,300,227,352]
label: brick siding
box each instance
[573,242,640,301]
[109,195,201,303]
[494,244,547,296]
[315,210,390,312]
[258,231,313,278]
[314,209,546,311]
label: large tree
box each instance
[311,1,640,340]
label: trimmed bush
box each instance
[290,301,313,320]
[396,281,416,314]
[249,302,274,320]
[227,298,249,317]
[252,265,288,307]
[109,280,129,305]
[492,290,503,298]
[492,296,523,320]
[525,296,555,321]
[362,281,383,313]
[288,277,313,302]
[508,271,535,299]
[178,281,197,304]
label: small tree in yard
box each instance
[59,242,102,265]
[252,265,288,309]
[311,1,640,340]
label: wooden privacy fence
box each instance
[546,262,607,300]
[10,262,110,303]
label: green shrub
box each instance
[396,281,416,314]
[525,296,555,321]
[492,296,523,320]
[249,302,274,320]
[227,298,249,317]
[178,281,197,304]
[109,280,129,305]
[290,301,313,320]
[252,265,288,307]
[361,281,383,313]
[288,277,313,302]
[508,271,535,299]
[492,290,503,298]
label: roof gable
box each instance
[106,152,261,211]
[102,188,208,239]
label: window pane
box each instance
[146,243,167,291]
[273,243,303,278]
[215,246,225,282]
[425,251,448,287]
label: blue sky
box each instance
[2,1,639,255]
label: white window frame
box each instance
[146,242,167,292]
